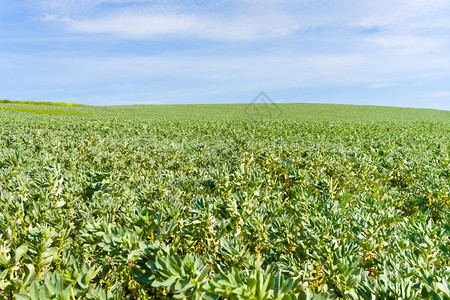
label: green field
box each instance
[0,101,449,299]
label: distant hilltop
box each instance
[0,99,85,107]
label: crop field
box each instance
[0,101,449,299]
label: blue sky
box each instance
[1,0,450,110]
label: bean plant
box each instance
[0,106,449,299]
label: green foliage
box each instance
[0,103,449,298]
[0,107,85,116]
[0,100,84,106]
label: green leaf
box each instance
[152,276,177,288]
[14,244,28,262]
[55,200,66,208]
[29,281,40,300]
[0,253,9,267]
[14,293,31,300]
[23,264,36,285]
[196,265,210,283]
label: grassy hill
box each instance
[1,100,449,122]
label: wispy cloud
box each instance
[368,83,396,88]
[62,12,301,41]
[39,0,304,41]
[5,48,448,92]
[355,0,450,31]
[365,35,444,55]
[37,0,450,44]
[421,92,450,97]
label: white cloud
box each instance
[60,11,301,41]
[365,35,444,55]
[368,83,396,88]
[35,0,450,47]
[422,92,450,97]
[39,0,304,41]
[10,47,448,92]
[355,0,450,30]
[67,13,198,37]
